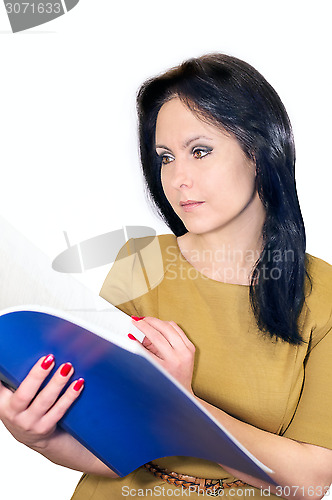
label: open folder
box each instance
[0,215,275,483]
[0,305,275,483]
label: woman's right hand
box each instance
[0,354,84,451]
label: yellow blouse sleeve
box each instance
[282,311,332,450]
[99,236,164,317]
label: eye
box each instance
[192,147,212,159]
[158,154,174,165]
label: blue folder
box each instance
[0,307,275,483]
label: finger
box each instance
[141,335,161,356]
[139,317,189,351]
[168,321,195,351]
[135,317,185,359]
[42,378,84,427]
[10,355,55,413]
[132,318,173,358]
[28,362,74,418]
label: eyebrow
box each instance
[155,135,213,151]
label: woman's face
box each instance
[155,97,264,238]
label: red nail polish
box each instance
[128,333,137,341]
[41,354,54,370]
[131,316,145,321]
[73,378,84,391]
[60,363,72,377]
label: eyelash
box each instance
[192,147,212,159]
[158,147,212,165]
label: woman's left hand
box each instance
[131,317,196,395]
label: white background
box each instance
[0,1,331,498]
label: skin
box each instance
[0,357,115,477]
[1,97,331,497]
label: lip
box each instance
[180,200,205,212]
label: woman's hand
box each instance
[131,317,196,394]
[0,355,84,451]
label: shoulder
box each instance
[123,233,177,264]
[100,234,176,306]
[304,253,332,347]
[305,253,332,308]
[127,233,176,253]
[306,252,332,277]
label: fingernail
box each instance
[131,316,145,321]
[60,363,72,377]
[41,354,55,370]
[73,378,84,391]
[128,333,137,341]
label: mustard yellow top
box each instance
[71,234,332,499]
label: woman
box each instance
[1,53,332,499]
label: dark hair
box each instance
[136,53,311,345]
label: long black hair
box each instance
[136,53,311,345]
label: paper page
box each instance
[0,215,142,339]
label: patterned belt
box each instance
[143,462,247,496]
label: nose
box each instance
[170,158,193,190]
